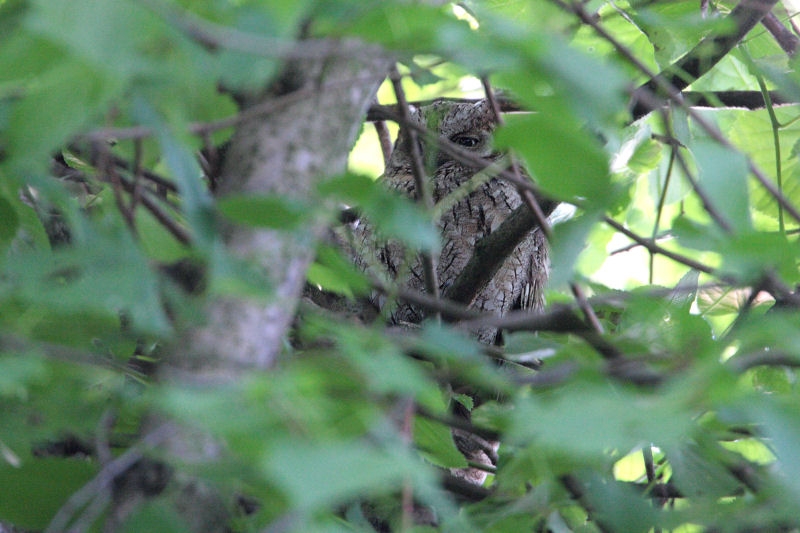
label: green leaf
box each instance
[0,353,48,399]
[452,393,473,413]
[122,500,191,533]
[339,4,463,54]
[26,0,162,77]
[508,381,694,462]
[0,31,66,84]
[671,216,724,251]
[133,97,216,250]
[6,62,121,171]
[1,223,171,337]
[496,113,611,206]
[412,323,509,395]
[669,269,699,311]
[307,244,370,297]
[263,439,423,511]
[209,3,312,93]
[742,398,800,504]
[319,173,439,253]
[0,458,97,529]
[136,204,191,263]
[218,194,308,230]
[628,3,721,68]
[342,330,435,401]
[414,417,467,469]
[536,34,629,128]
[548,212,602,287]
[692,139,751,233]
[719,231,798,284]
[750,365,792,394]
[503,331,560,364]
[0,193,19,252]
[579,471,660,533]
[664,442,742,500]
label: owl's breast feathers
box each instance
[357,99,548,343]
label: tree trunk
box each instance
[147,41,389,532]
[176,41,389,376]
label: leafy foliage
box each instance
[1,0,800,532]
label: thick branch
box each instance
[761,11,799,55]
[681,90,792,108]
[443,201,556,306]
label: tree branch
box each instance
[630,0,780,119]
[443,203,555,306]
[761,11,799,55]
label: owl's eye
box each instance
[451,135,480,148]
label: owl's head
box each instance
[385,99,499,179]
[422,99,497,164]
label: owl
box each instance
[358,98,548,344]
[349,98,550,488]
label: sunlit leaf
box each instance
[496,113,611,206]
[508,381,694,460]
[692,139,751,233]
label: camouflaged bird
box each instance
[349,99,550,487]
[356,98,549,344]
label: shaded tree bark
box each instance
[174,41,390,376]
[146,41,390,532]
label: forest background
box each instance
[2,1,800,532]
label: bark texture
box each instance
[178,41,389,375]
[148,41,390,533]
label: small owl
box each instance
[349,98,550,488]
[357,99,548,344]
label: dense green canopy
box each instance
[1,1,800,532]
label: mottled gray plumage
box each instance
[358,99,548,344]
[351,98,550,488]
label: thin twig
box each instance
[388,64,441,306]
[668,123,734,233]
[571,283,604,334]
[45,424,175,533]
[603,217,717,275]
[116,175,192,245]
[373,120,394,165]
[81,146,192,245]
[131,138,145,212]
[560,0,800,227]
